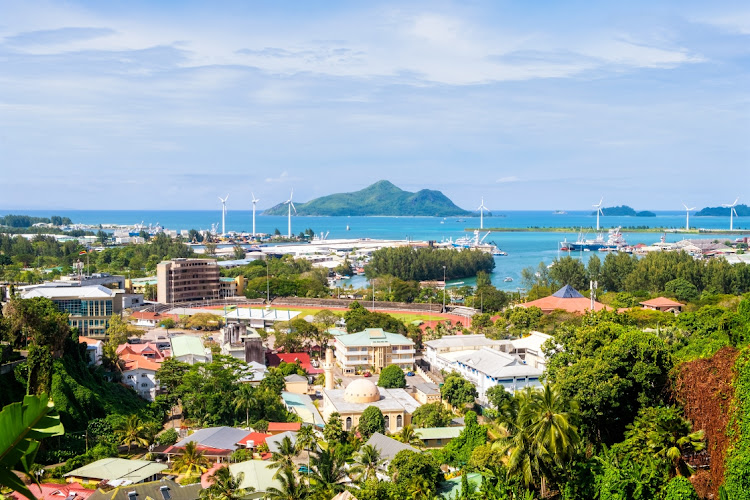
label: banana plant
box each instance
[0,394,64,500]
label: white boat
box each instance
[504,277,513,282]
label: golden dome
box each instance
[344,378,381,403]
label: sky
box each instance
[0,0,748,211]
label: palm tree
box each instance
[266,435,298,477]
[173,441,210,477]
[233,384,255,428]
[114,415,150,452]
[295,425,317,485]
[264,468,308,500]
[396,424,424,448]
[407,476,435,499]
[200,466,251,500]
[309,447,349,496]
[350,444,384,483]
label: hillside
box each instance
[594,205,656,217]
[695,204,750,216]
[262,180,472,217]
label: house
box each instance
[203,460,281,500]
[284,374,309,394]
[117,342,169,362]
[639,297,685,313]
[7,483,95,500]
[281,392,326,428]
[174,426,249,452]
[424,335,510,372]
[86,479,201,500]
[415,427,464,448]
[239,361,268,385]
[64,458,166,485]
[170,335,212,364]
[364,432,417,464]
[450,347,543,404]
[509,331,552,370]
[266,431,298,454]
[322,379,420,433]
[331,328,416,374]
[413,382,441,405]
[78,337,103,365]
[119,350,163,401]
[266,422,302,435]
[220,322,264,364]
[518,285,608,315]
[130,311,179,328]
[266,352,322,375]
[237,432,272,451]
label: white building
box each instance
[221,307,300,329]
[331,328,416,374]
[424,334,510,371]
[510,331,552,371]
[78,336,103,365]
[120,355,161,401]
[449,347,543,404]
[169,335,212,365]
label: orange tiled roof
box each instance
[520,296,609,315]
[267,422,301,432]
[120,352,163,372]
[78,336,102,346]
[640,297,684,308]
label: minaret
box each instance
[323,347,334,390]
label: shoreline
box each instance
[464,227,750,235]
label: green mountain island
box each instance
[695,204,750,216]
[593,205,656,217]
[263,180,473,217]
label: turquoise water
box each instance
[4,210,747,291]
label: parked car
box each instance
[363,371,372,377]
[406,371,415,377]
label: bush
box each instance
[663,476,699,500]
[156,428,179,446]
[377,365,406,388]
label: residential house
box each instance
[518,285,608,315]
[78,336,103,365]
[640,297,685,313]
[64,458,166,485]
[415,427,464,448]
[86,479,201,500]
[284,374,309,394]
[170,335,212,364]
[364,432,417,465]
[413,382,441,405]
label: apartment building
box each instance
[156,258,220,304]
[331,328,415,374]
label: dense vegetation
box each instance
[695,204,750,217]
[262,180,471,217]
[365,246,495,281]
[0,214,73,228]
[597,205,656,217]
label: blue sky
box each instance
[1,0,748,211]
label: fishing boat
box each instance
[563,227,626,252]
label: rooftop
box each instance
[413,382,440,395]
[281,392,326,427]
[365,432,417,462]
[23,285,115,300]
[222,307,300,322]
[266,352,322,374]
[520,285,608,314]
[425,334,507,350]
[64,458,166,484]
[324,387,421,415]
[453,348,543,379]
[87,479,201,500]
[226,460,281,493]
[267,422,302,433]
[169,336,206,359]
[266,431,298,454]
[334,328,414,348]
[415,426,465,440]
[510,331,553,352]
[174,426,249,451]
[640,297,685,308]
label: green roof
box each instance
[64,458,167,483]
[335,328,414,347]
[170,336,206,358]
[229,460,282,496]
[415,426,465,440]
[438,472,483,499]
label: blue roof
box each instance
[552,285,584,298]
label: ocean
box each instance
[4,210,747,291]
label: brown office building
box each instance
[156,258,220,304]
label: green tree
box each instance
[437,411,486,466]
[396,424,424,448]
[351,444,384,483]
[309,447,348,497]
[267,435,298,476]
[441,373,478,409]
[664,278,700,302]
[412,402,453,428]
[114,414,150,452]
[173,441,210,477]
[377,365,406,388]
[549,256,588,291]
[200,466,250,500]
[388,449,443,488]
[232,245,246,260]
[358,406,386,439]
[265,468,307,500]
[323,412,347,445]
[157,428,179,446]
[663,476,699,500]
[295,425,316,485]
[233,384,256,428]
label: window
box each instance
[141,383,148,387]
[396,415,403,428]
[384,415,390,429]
[346,417,352,430]
[141,374,148,378]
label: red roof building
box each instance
[519,285,609,315]
[266,352,322,374]
[7,483,94,500]
[639,297,684,313]
[237,432,272,449]
[117,343,170,361]
[267,422,302,434]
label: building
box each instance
[266,422,302,435]
[7,483,94,500]
[332,328,416,374]
[284,374,309,394]
[424,334,510,372]
[64,458,166,485]
[222,307,300,329]
[220,323,264,364]
[219,276,245,298]
[78,336,103,365]
[518,285,608,315]
[640,297,685,313]
[156,259,220,305]
[281,392,326,428]
[130,311,178,328]
[266,431,298,454]
[510,331,552,370]
[119,347,164,401]
[449,347,543,404]
[266,352,323,375]
[237,432,272,452]
[322,378,420,433]
[415,427,465,448]
[170,335,212,364]
[364,432,417,464]
[87,479,201,500]
[22,285,121,338]
[413,382,441,405]
[213,460,281,500]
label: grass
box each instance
[223,304,452,322]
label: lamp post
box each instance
[442,266,447,312]
[266,258,270,305]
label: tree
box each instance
[233,384,255,428]
[412,402,453,428]
[157,428,179,446]
[663,476,699,500]
[486,385,513,413]
[105,314,140,346]
[114,414,150,452]
[377,365,406,388]
[267,435,298,476]
[173,441,210,477]
[388,449,442,488]
[159,318,176,331]
[0,393,64,500]
[323,412,347,445]
[309,447,348,496]
[396,424,424,448]
[205,242,217,256]
[200,466,250,500]
[437,411,486,466]
[295,425,316,485]
[232,245,246,260]
[265,468,308,500]
[358,406,386,439]
[351,444,384,483]
[441,373,478,409]
[549,256,588,291]
[664,278,700,302]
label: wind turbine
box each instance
[251,192,260,238]
[682,203,696,231]
[477,197,488,229]
[284,189,296,238]
[593,197,604,231]
[218,194,229,235]
[722,197,740,231]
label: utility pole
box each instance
[442,266,447,312]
